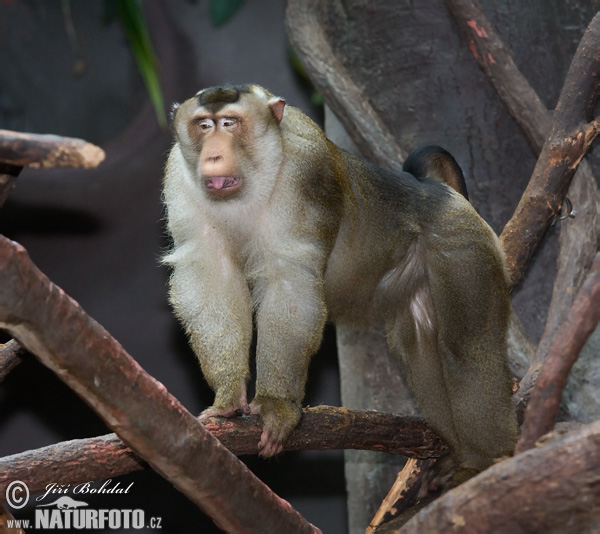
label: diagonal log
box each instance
[516,253,600,453]
[0,235,319,534]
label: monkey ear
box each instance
[170,102,180,124]
[268,98,286,123]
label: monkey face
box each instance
[171,85,286,201]
[194,115,243,197]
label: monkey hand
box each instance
[250,396,302,457]
[201,384,251,418]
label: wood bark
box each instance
[0,235,319,534]
[383,421,600,534]
[0,406,447,499]
[0,129,105,169]
[499,11,600,287]
[516,253,600,453]
[0,163,22,209]
[0,339,25,382]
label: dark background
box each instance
[1,1,598,533]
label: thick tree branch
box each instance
[498,12,600,287]
[0,236,319,534]
[515,254,600,452]
[0,407,447,499]
[0,339,26,382]
[0,163,22,209]
[381,421,600,534]
[0,130,105,169]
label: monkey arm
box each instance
[166,239,254,416]
[250,245,330,456]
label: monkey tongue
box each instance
[205,176,240,190]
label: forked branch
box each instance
[498,12,600,287]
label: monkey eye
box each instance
[220,117,239,130]
[197,118,215,132]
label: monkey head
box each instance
[171,84,286,200]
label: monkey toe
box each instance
[258,429,284,458]
[251,396,302,457]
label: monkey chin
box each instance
[204,176,242,198]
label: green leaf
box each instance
[114,0,167,128]
[209,0,244,27]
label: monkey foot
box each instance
[250,396,302,458]
[418,460,481,498]
[257,428,285,457]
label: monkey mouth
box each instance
[204,176,242,195]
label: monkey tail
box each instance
[402,145,469,201]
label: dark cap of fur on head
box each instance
[197,84,251,114]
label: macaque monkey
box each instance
[163,84,518,485]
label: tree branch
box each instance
[0,406,447,499]
[498,12,600,287]
[285,0,405,170]
[0,339,26,382]
[515,253,600,452]
[0,163,22,209]
[0,130,105,169]
[0,236,320,534]
[384,421,600,534]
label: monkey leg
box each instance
[385,240,517,482]
[427,247,518,470]
[250,270,327,456]
[168,253,254,417]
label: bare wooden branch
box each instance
[0,163,22,208]
[0,236,320,534]
[366,458,428,533]
[285,0,405,169]
[0,407,447,499]
[385,421,600,534]
[498,12,600,287]
[516,253,600,453]
[0,339,26,382]
[0,130,105,169]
